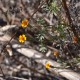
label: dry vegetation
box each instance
[0,0,80,80]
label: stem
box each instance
[0,65,5,78]
[62,0,78,38]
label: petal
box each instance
[19,35,22,38]
[22,34,25,37]
[19,40,22,42]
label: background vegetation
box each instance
[0,0,80,80]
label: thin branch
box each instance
[0,65,5,78]
[62,0,78,38]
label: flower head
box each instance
[21,19,29,28]
[53,50,59,57]
[45,62,51,69]
[73,36,78,43]
[19,34,26,43]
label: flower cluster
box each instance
[19,19,29,43]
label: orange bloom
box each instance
[19,34,26,43]
[73,36,78,43]
[45,62,51,69]
[53,50,59,57]
[21,19,29,28]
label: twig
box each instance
[62,0,78,38]
[0,65,5,78]
[12,55,51,76]
[29,1,44,19]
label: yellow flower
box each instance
[21,19,29,28]
[45,62,51,69]
[19,34,26,43]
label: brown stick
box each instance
[62,0,78,38]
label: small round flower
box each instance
[45,62,51,69]
[21,19,29,28]
[73,36,78,43]
[19,34,26,43]
[53,50,59,57]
